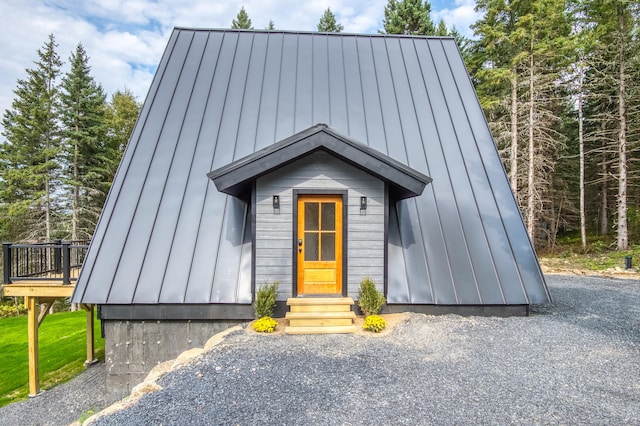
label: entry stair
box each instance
[285,297,357,334]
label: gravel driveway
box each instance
[2,274,639,425]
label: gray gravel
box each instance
[0,361,105,426]
[92,274,640,425]
[2,274,639,425]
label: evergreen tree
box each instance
[435,19,448,36]
[0,34,62,241]
[59,43,107,240]
[471,0,528,196]
[231,7,253,29]
[382,0,436,35]
[582,0,640,250]
[472,0,573,246]
[266,20,276,30]
[382,0,469,59]
[317,7,344,32]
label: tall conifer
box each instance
[60,43,107,240]
[231,7,253,29]
[382,0,436,35]
[317,8,344,32]
[0,34,62,241]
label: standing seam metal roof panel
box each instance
[72,29,549,306]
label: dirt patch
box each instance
[539,258,640,279]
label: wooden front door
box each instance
[297,195,343,295]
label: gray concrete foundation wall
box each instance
[104,320,244,403]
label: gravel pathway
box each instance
[0,362,105,426]
[2,274,639,425]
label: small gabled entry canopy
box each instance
[208,123,432,200]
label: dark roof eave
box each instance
[208,124,432,200]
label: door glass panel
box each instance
[321,203,335,231]
[321,233,335,261]
[304,232,319,261]
[305,202,319,231]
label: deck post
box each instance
[3,242,11,284]
[62,242,71,284]
[26,296,40,396]
[53,239,62,274]
[83,304,96,364]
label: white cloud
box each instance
[0,0,476,123]
[433,0,480,38]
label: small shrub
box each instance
[589,240,608,254]
[254,280,279,318]
[0,299,26,318]
[358,277,386,316]
[253,316,278,333]
[363,315,387,333]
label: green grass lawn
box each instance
[0,310,104,407]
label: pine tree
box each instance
[266,20,276,30]
[580,0,640,250]
[471,0,527,197]
[435,19,448,36]
[382,0,469,58]
[0,34,62,241]
[59,43,107,240]
[231,7,253,29]
[317,7,344,32]
[382,0,436,35]
[472,0,572,246]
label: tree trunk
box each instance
[45,175,51,241]
[71,124,79,241]
[616,11,628,251]
[526,51,535,241]
[71,116,80,241]
[510,70,518,197]
[600,160,608,235]
[577,62,586,251]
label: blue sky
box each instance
[0,0,480,121]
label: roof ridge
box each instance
[171,27,456,40]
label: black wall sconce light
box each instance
[360,196,367,214]
[273,195,280,213]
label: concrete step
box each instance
[284,325,358,335]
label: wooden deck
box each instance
[1,279,95,397]
[1,281,76,298]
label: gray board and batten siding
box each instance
[255,151,385,300]
[72,29,550,314]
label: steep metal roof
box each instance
[72,28,550,306]
[208,123,431,200]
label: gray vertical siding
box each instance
[256,152,384,299]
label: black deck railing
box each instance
[2,240,90,285]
